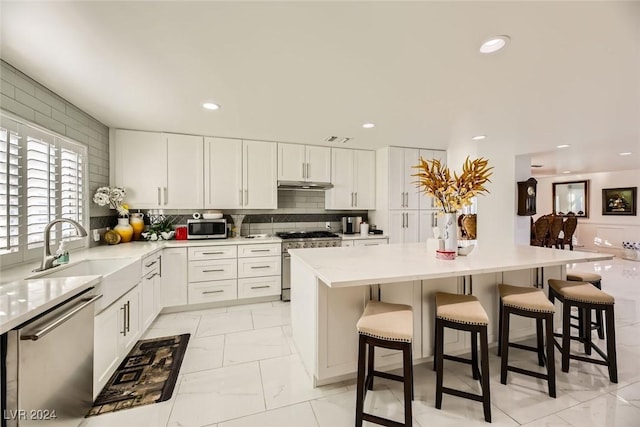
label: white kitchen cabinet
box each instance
[113,130,204,209]
[204,137,277,209]
[389,147,420,210]
[326,148,375,210]
[418,149,445,210]
[93,284,141,398]
[419,210,439,241]
[278,143,331,183]
[141,252,162,330]
[161,247,188,307]
[389,211,419,244]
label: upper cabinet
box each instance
[326,148,375,210]
[417,149,445,210]
[277,143,331,183]
[389,147,420,210]
[204,138,277,209]
[113,130,204,209]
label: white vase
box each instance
[439,213,458,253]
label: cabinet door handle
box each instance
[354,192,358,207]
[202,251,225,255]
[250,265,270,269]
[302,162,306,179]
[203,290,224,294]
[125,301,131,333]
[351,192,354,207]
[203,268,225,272]
[401,192,404,207]
[164,187,168,205]
[157,187,161,205]
[239,189,242,206]
[250,249,270,252]
[145,272,160,280]
[363,243,378,246]
[144,260,157,268]
[306,162,310,178]
[244,189,248,206]
[120,305,127,336]
[251,285,270,289]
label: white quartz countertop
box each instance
[0,275,100,334]
[289,243,613,288]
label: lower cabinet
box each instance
[141,251,162,330]
[188,279,237,304]
[162,247,188,307]
[93,284,141,398]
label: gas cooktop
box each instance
[276,231,339,240]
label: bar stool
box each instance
[548,279,617,383]
[355,301,413,427]
[567,272,604,339]
[497,284,556,397]
[434,292,491,423]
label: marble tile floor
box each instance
[80,257,640,427]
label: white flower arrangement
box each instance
[93,186,129,217]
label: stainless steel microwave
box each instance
[187,218,227,239]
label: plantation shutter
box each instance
[26,130,57,249]
[59,143,84,238]
[0,122,21,255]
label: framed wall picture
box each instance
[602,187,637,216]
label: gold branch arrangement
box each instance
[412,156,494,213]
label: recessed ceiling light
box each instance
[556,144,570,149]
[479,35,510,54]
[202,102,220,110]
[471,135,486,141]
[362,123,375,129]
[619,152,632,156]
[562,170,571,174]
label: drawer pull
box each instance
[250,285,271,289]
[203,268,225,272]
[250,249,271,252]
[250,265,270,269]
[144,260,157,268]
[202,290,224,294]
[364,243,379,246]
[202,251,225,255]
[145,272,160,280]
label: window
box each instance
[0,113,88,266]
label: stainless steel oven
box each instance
[277,231,341,301]
[187,218,227,239]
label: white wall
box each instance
[536,169,640,255]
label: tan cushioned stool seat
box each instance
[498,284,555,313]
[435,292,489,326]
[356,301,413,342]
[567,272,602,283]
[548,279,614,305]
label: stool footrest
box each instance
[507,365,550,380]
[372,370,404,383]
[362,412,406,427]
[442,387,484,403]
[570,353,609,366]
[509,342,538,353]
[443,354,472,366]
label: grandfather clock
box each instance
[517,178,537,216]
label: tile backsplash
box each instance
[95,190,370,241]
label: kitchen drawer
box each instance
[237,243,281,258]
[188,279,237,304]
[189,259,237,282]
[354,238,388,247]
[141,251,161,276]
[188,245,237,261]
[237,256,281,278]
[238,276,281,299]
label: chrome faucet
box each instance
[34,218,88,272]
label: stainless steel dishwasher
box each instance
[4,288,101,427]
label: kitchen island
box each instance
[289,243,612,386]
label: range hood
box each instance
[277,180,334,190]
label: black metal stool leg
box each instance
[435,318,444,410]
[584,308,592,355]
[471,331,479,380]
[500,305,510,385]
[536,318,545,366]
[497,300,503,356]
[545,312,556,398]
[355,334,366,427]
[480,326,492,423]
[367,343,375,390]
[605,306,618,383]
[562,300,571,372]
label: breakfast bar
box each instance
[289,243,612,386]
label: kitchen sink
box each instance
[29,258,142,313]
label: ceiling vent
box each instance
[324,136,352,143]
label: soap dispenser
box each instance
[56,240,69,264]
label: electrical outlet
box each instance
[92,229,100,242]
[325,222,331,230]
